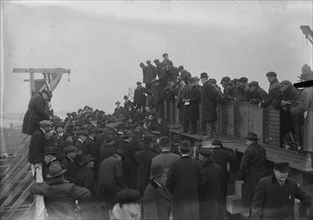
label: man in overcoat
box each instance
[85,126,100,174]
[151,80,165,119]
[135,135,157,195]
[22,90,52,135]
[166,140,202,220]
[134,82,151,111]
[176,78,189,126]
[62,146,81,183]
[251,162,312,220]
[142,164,172,220]
[114,101,125,116]
[200,72,219,138]
[30,161,91,220]
[183,77,201,134]
[238,132,267,215]
[246,81,269,105]
[198,148,224,220]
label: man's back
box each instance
[151,151,180,172]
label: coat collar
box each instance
[271,174,289,185]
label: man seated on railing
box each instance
[245,81,269,105]
[30,161,92,220]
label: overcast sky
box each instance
[1,1,312,117]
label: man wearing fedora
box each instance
[166,140,202,220]
[135,135,158,195]
[30,161,92,220]
[198,148,224,220]
[114,101,125,116]
[291,64,313,170]
[22,89,53,135]
[62,146,80,183]
[251,162,312,220]
[97,149,127,204]
[238,132,267,215]
[142,164,172,220]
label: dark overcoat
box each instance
[100,142,117,162]
[85,137,100,169]
[30,179,91,220]
[201,81,219,122]
[62,156,81,183]
[134,87,150,108]
[251,175,312,220]
[238,143,267,207]
[166,155,201,220]
[114,106,125,116]
[199,159,224,220]
[142,180,172,220]
[145,64,157,83]
[184,85,201,122]
[97,156,126,203]
[248,87,269,104]
[75,139,87,155]
[28,129,45,164]
[22,92,50,135]
[176,84,189,109]
[134,147,157,195]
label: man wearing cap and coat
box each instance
[142,164,172,220]
[246,82,269,104]
[238,132,267,214]
[134,82,151,111]
[198,148,224,220]
[62,146,81,183]
[135,135,157,195]
[251,162,312,220]
[30,161,92,220]
[22,90,52,135]
[167,140,202,220]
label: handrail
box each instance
[35,166,46,219]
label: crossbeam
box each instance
[13,68,71,74]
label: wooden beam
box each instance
[13,68,71,74]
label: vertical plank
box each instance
[35,166,45,219]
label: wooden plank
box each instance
[13,68,71,74]
[1,151,29,183]
[35,166,45,219]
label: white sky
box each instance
[1,1,312,116]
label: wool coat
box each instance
[176,84,189,109]
[251,175,312,220]
[85,137,100,168]
[135,147,157,195]
[62,156,81,183]
[151,151,180,173]
[114,106,125,116]
[292,86,313,152]
[166,155,202,220]
[134,87,150,108]
[22,92,50,135]
[142,180,172,220]
[28,129,45,165]
[30,178,91,220]
[201,81,219,122]
[199,159,224,220]
[238,143,267,207]
[97,156,126,203]
[100,142,117,162]
[184,85,201,122]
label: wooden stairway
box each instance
[0,136,36,220]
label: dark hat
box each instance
[77,130,88,136]
[266,71,277,77]
[280,80,292,87]
[162,53,168,57]
[180,140,191,151]
[238,77,248,83]
[64,146,77,153]
[150,164,165,179]
[139,63,145,67]
[221,76,230,83]
[46,161,67,178]
[142,135,153,146]
[115,149,126,160]
[159,136,170,147]
[178,65,184,70]
[87,126,97,134]
[43,146,56,156]
[115,189,141,204]
[209,78,217,84]
[248,81,259,87]
[212,139,223,146]
[244,132,259,140]
[136,81,142,85]
[200,72,208,79]
[153,59,159,63]
[115,101,121,105]
[80,154,95,166]
[198,148,213,157]
[273,162,289,172]
[146,60,151,64]
[188,77,197,84]
[124,95,128,99]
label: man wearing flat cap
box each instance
[167,140,202,220]
[145,60,158,88]
[62,146,80,183]
[260,71,280,107]
[198,148,224,220]
[200,72,219,138]
[142,164,172,220]
[178,65,192,83]
[291,64,313,169]
[110,189,142,220]
[234,77,249,101]
[22,90,53,135]
[238,132,267,215]
[251,162,312,220]
[246,81,269,105]
[30,161,92,220]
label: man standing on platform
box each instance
[134,81,150,112]
[176,77,189,127]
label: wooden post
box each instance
[35,166,45,219]
[29,71,35,97]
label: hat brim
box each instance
[46,169,67,178]
[80,158,95,166]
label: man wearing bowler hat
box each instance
[142,164,172,220]
[30,161,91,220]
[251,162,312,220]
[167,140,202,220]
[238,132,267,216]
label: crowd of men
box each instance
[21,53,313,220]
